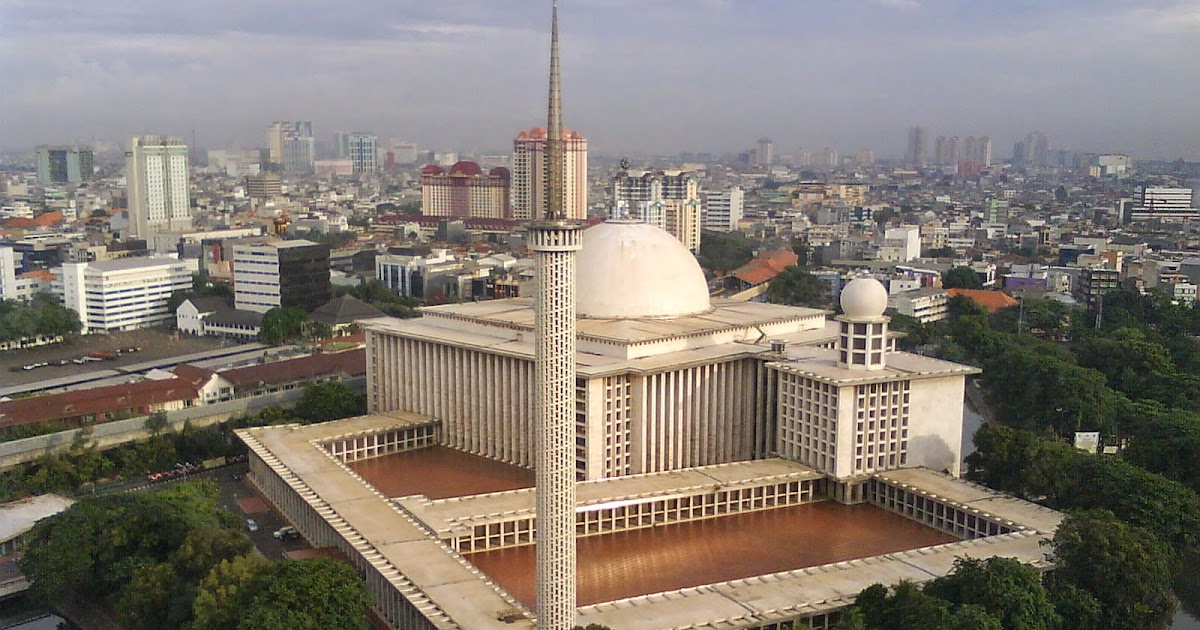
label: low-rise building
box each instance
[888,288,949,323]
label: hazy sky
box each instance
[1,0,1198,159]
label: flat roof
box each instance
[366,315,842,378]
[84,256,183,272]
[370,298,827,346]
[0,494,75,542]
[768,346,981,386]
[874,468,1062,534]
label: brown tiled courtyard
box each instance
[466,502,957,608]
[347,447,534,499]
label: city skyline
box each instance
[1,1,1198,160]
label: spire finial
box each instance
[546,0,564,220]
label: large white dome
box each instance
[840,277,888,319]
[576,220,712,319]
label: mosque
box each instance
[237,3,1059,628]
[237,220,1061,630]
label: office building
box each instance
[906,126,927,167]
[1130,186,1197,221]
[126,135,191,239]
[35,145,94,185]
[53,258,191,333]
[420,162,511,219]
[245,173,283,200]
[267,121,314,172]
[701,187,744,232]
[348,133,378,175]
[232,240,331,313]
[612,169,702,251]
[511,126,588,221]
[755,137,774,167]
[0,246,18,300]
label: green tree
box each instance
[765,266,829,308]
[696,231,757,273]
[192,555,273,630]
[924,557,1060,630]
[1076,327,1194,407]
[239,558,371,630]
[1050,511,1177,630]
[1046,578,1103,630]
[980,345,1118,435]
[118,561,184,630]
[258,306,310,345]
[293,381,367,424]
[966,425,1200,551]
[941,266,982,289]
[1120,402,1200,493]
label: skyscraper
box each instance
[348,133,378,175]
[267,121,314,173]
[126,135,191,238]
[512,126,588,221]
[755,137,774,167]
[611,169,702,251]
[35,145,94,185]
[906,126,927,167]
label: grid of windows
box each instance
[454,479,816,553]
[777,374,838,472]
[853,381,910,474]
[322,424,439,463]
[867,479,1015,539]
[601,375,632,477]
[838,320,887,368]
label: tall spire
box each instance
[546,0,564,220]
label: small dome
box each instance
[840,278,888,319]
[488,166,510,179]
[449,161,482,176]
[577,221,711,319]
[421,164,443,175]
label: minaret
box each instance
[530,2,582,629]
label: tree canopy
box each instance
[258,306,312,345]
[696,230,757,273]
[293,381,367,424]
[940,266,983,289]
[765,266,829,308]
[0,293,81,342]
[1049,511,1177,630]
[20,478,369,630]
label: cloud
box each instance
[877,0,919,9]
[0,0,1196,158]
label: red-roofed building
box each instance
[729,249,800,292]
[214,348,365,397]
[33,211,65,228]
[0,378,198,435]
[945,288,1019,313]
[512,126,587,221]
[421,161,511,219]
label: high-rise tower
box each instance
[530,2,582,629]
[126,135,191,238]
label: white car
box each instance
[246,519,259,532]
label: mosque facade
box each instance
[364,220,976,491]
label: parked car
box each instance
[246,519,259,532]
[273,526,298,540]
